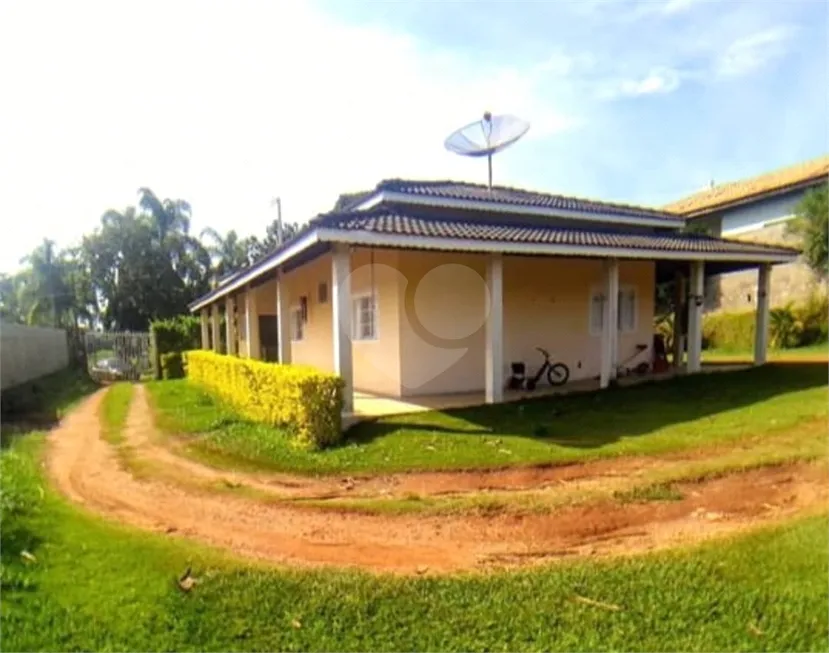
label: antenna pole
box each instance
[271,197,283,245]
[487,154,493,190]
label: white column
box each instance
[332,245,354,413]
[485,254,504,403]
[600,258,619,388]
[200,308,210,350]
[225,296,237,356]
[275,272,291,364]
[687,260,705,373]
[671,270,686,369]
[245,287,261,359]
[754,263,772,366]
[210,304,221,353]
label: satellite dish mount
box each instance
[444,111,530,189]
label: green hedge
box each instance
[703,294,828,351]
[150,316,202,379]
[160,352,185,379]
[184,351,344,450]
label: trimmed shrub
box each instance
[150,316,202,379]
[184,351,344,450]
[160,352,185,379]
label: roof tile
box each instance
[372,179,683,222]
[664,155,829,215]
[322,209,797,257]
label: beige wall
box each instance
[395,253,655,396]
[272,249,403,396]
[228,249,656,399]
[1,323,69,390]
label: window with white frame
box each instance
[589,286,638,335]
[290,306,304,341]
[352,293,377,341]
[617,287,637,332]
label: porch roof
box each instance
[188,207,798,312]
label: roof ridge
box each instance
[374,178,680,219]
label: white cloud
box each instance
[716,26,795,77]
[0,0,581,271]
[596,66,681,99]
[660,0,698,16]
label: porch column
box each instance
[671,270,686,369]
[331,244,354,413]
[200,308,210,350]
[754,263,772,366]
[485,253,504,404]
[686,260,705,373]
[275,271,291,364]
[210,303,221,353]
[600,258,619,389]
[245,286,261,359]
[225,296,237,356]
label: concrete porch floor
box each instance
[344,363,750,427]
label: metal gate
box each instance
[85,331,152,381]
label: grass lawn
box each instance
[99,383,133,444]
[2,431,827,652]
[703,341,828,362]
[147,363,828,476]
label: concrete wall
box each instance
[703,188,825,311]
[709,222,825,312]
[1,323,69,390]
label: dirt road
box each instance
[46,388,828,575]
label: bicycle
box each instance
[525,347,570,390]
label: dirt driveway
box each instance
[46,388,828,575]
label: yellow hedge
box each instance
[184,351,345,449]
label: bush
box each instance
[160,352,184,379]
[704,295,828,351]
[703,310,756,351]
[184,351,344,450]
[792,293,829,346]
[150,316,202,379]
[769,305,803,349]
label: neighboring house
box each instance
[188,178,796,412]
[664,156,829,312]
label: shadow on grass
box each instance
[1,368,99,448]
[343,362,828,451]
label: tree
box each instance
[82,189,212,331]
[787,184,828,278]
[200,228,251,284]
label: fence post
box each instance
[150,328,161,380]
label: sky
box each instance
[1,0,826,272]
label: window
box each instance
[290,307,304,341]
[352,294,377,341]
[589,286,638,335]
[618,288,637,333]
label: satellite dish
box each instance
[444,112,530,189]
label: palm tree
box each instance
[200,228,251,285]
[20,239,69,327]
